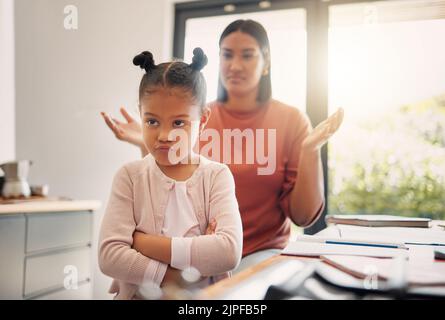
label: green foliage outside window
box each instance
[329,94,445,220]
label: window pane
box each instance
[184,8,307,111]
[328,0,445,219]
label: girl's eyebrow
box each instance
[143,112,190,118]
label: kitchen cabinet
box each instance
[0,200,100,300]
[0,215,25,299]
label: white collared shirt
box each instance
[138,180,201,295]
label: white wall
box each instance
[0,0,15,164]
[14,0,177,299]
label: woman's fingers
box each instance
[120,107,135,123]
[315,109,343,142]
[313,119,329,135]
[334,108,344,132]
[326,108,344,135]
[111,117,123,125]
[302,108,344,151]
[101,112,128,140]
[101,112,118,132]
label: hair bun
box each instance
[189,47,208,71]
[133,51,156,73]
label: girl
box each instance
[101,20,343,273]
[98,48,243,300]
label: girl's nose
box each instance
[158,127,172,142]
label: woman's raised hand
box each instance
[302,108,344,152]
[100,107,144,148]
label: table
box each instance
[200,221,445,300]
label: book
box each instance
[325,214,432,228]
[327,224,445,247]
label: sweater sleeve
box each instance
[279,111,325,227]
[98,165,154,285]
[189,165,243,277]
[171,237,193,270]
[141,260,168,288]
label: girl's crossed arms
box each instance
[98,49,243,300]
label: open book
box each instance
[325,214,432,228]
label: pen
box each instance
[297,235,408,250]
[325,240,406,249]
[404,242,445,247]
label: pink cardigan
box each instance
[98,154,243,299]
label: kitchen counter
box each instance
[0,200,102,215]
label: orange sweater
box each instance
[200,99,324,256]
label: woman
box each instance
[101,19,343,273]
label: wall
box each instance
[14,0,178,299]
[0,0,15,164]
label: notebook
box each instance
[333,224,445,247]
[325,214,432,228]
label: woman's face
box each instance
[219,31,268,97]
[140,87,207,166]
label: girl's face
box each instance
[219,31,269,98]
[140,87,209,166]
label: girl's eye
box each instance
[243,54,254,60]
[173,120,185,128]
[146,119,159,127]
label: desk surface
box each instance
[200,221,445,299]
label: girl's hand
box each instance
[100,107,144,148]
[205,219,217,235]
[161,266,182,287]
[302,108,344,152]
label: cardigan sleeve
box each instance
[189,165,243,276]
[98,165,154,285]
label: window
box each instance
[328,0,445,220]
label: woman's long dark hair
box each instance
[217,19,272,103]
